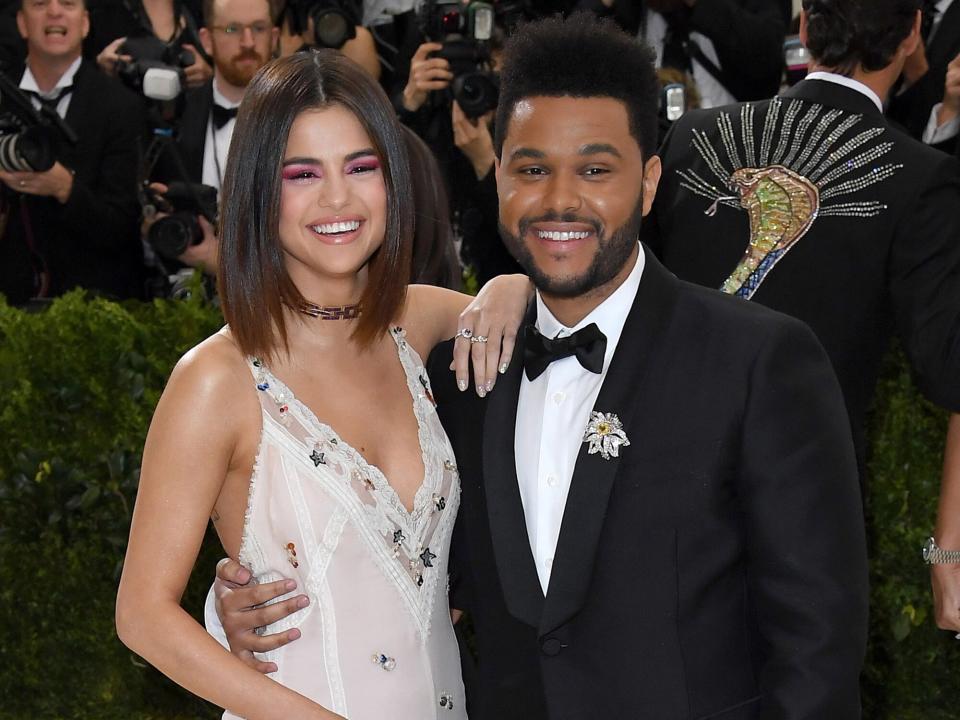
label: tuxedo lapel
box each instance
[483,300,545,628]
[539,246,680,635]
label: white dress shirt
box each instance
[20,56,81,120]
[642,10,735,109]
[805,70,884,112]
[515,246,645,594]
[201,79,241,191]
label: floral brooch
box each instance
[583,411,630,460]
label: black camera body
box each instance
[284,0,360,49]
[419,0,499,120]
[0,72,74,174]
[147,182,218,260]
[117,36,195,99]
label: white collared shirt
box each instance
[642,10,735,109]
[805,70,885,113]
[20,55,81,119]
[515,246,645,594]
[201,78,241,191]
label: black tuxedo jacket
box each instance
[647,79,960,466]
[428,248,868,720]
[0,60,146,304]
[151,81,213,186]
[888,0,960,152]
[573,0,791,101]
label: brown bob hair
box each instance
[218,50,414,360]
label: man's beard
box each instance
[498,191,645,298]
[217,50,265,87]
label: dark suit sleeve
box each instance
[889,153,960,412]
[59,83,145,254]
[689,0,787,101]
[737,317,867,719]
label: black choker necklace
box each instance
[298,302,362,320]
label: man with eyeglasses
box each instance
[148,0,278,275]
[0,0,145,306]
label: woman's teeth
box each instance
[312,220,361,234]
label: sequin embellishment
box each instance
[371,653,396,671]
[677,99,900,298]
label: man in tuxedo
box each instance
[211,13,868,719]
[146,0,277,274]
[0,0,144,305]
[647,0,960,475]
[575,0,792,106]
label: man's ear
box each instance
[199,27,214,59]
[16,10,26,41]
[900,8,923,59]
[641,155,662,217]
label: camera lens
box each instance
[453,73,498,120]
[312,8,352,48]
[149,212,202,260]
[0,126,55,173]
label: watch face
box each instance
[923,536,936,563]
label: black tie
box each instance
[922,0,940,44]
[212,103,238,130]
[523,323,607,381]
[26,85,72,114]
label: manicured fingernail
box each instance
[284,580,297,591]
[485,379,494,392]
[477,386,487,398]
[297,595,309,608]
[288,628,301,640]
[458,379,467,392]
[499,363,508,374]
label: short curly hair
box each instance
[802,0,920,74]
[494,12,660,161]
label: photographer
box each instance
[397,3,522,284]
[277,0,380,80]
[87,0,212,89]
[147,0,277,276]
[0,0,145,305]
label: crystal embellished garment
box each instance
[224,327,466,720]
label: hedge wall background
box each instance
[0,291,956,718]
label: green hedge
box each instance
[0,292,956,718]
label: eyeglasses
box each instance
[211,22,272,37]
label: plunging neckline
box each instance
[254,331,432,517]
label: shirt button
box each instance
[552,391,566,405]
[546,475,558,487]
[545,557,553,569]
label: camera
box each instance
[0,73,72,174]
[116,36,196,101]
[419,0,499,120]
[284,0,360,49]
[0,118,56,173]
[147,182,218,260]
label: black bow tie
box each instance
[523,323,607,381]
[212,103,238,130]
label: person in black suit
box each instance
[0,0,145,305]
[147,0,277,274]
[889,0,960,152]
[575,0,792,106]
[212,13,869,720]
[647,0,960,477]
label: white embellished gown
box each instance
[224,327,466,720]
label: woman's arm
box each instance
[405,274,532,396]
[932,413,960,634]
[115,337,342,720]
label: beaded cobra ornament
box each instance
[677,99,902,299]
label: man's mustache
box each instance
[232,51,263,63]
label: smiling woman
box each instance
[114,49,530,720]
